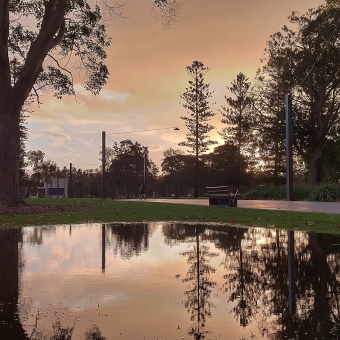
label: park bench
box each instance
[206,186,240,207]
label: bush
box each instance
[242,184,340,202]
[308,184,340,202]
[242,186,286,200]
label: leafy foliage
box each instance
[309,183,340,202]
[0,0,184,207]
[241,183,340,202]
[262,4,340,184]
[204,143,251,187]
[107,140,158,198]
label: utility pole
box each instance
[102,131,106,199]
[143,147,147,185]
[285,94,293,201]
[69,163,73,198]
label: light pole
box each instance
[102,131,106,199]
[143,147,146,185]
[285,94,293,201]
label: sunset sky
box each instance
[26,0,323,172]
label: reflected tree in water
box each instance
[84,324,106,340]
[220,227,261,329]
[0,228,28,339]
[24,226,57,245]
[180,227,217,339]
[162,223,206,246]
[29,319,106,340]
[258,231,340,339]
[217,226,340,339]
[105,223,155,259]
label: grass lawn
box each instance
[0,198,340,234]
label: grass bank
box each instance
[1,198,340,234]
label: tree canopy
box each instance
[0,0,183,207]
[262,3,340,184]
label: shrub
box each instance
[242,184,340,202]
[308,184,340,202]
[242,186,286,200]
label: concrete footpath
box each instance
[122,198,340,215]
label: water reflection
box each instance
[220,227,259,328]
[180,226,217,339]
[0,228,27,339]
[0,223,340,339]
[105,223,153,259]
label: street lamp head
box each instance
[174,127,180,131]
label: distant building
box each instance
[31,177,68,198]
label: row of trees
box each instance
[2,1,340,206]
[179,2,340,198]
[22,139,250,198]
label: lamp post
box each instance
[102,131,106,199]
[143,147,146,185]
[285,94,293,201]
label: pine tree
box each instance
[252,69,287,185]
[179,61,216,198]
[219,72,254,186]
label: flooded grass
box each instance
[0,198,339,234]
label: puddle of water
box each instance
[1,223,340,339]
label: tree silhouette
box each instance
[219,72,254,182]
[179,61,216,198]
[263,4,340,184]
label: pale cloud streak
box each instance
[75,137,94,147]
[55,147,82,164]
[74,85,131,103]
[99,89,131,103]
[40,125,71,147]
[149,145,163,152]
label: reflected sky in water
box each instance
[1,223,340,340]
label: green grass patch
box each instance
[0,198,340,234]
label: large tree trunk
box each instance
[0,100,24,207]
[307,144,322,185]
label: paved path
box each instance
[122,198,340,215]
